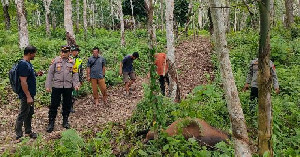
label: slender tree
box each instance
[257,0,273,156]
[110,0,115,30]
[166,0,180,102]
[117,0,125,47]
[160,0,164,30]
[145,0,157,49]
[130,0,136,30]
[184,0,193,36]
[51,12,56,31]
[15,0,29,49]
[83,0,88,40]
[76,0,80,33]
[43,0,52,36]
[285,0,294,28]
[64,0,75,41]
[1,0,11,30]
[209,0,252,156]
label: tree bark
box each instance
[15,0,29,49]
[1,0,11,30]
[166,0,180,102]
[257,0,273,156]
[285,0,294,28]
[64,0,75,42]
[43,0,52,36]
[209,0,252,156]
[36,9,41,26]
[110,0,115,30]
[160,0,164,30]
[83,0,88,40]
[75,0,80,34]
[91,2,95,35]
[117,0,125,47]
[145,0,157,49]
[270,0,274,26]
[130,0,136,31]
[51,12,56,31]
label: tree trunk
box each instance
[257,0,273,156]
[91,2,95,35]
[270,0,274,26]
[51,12,56,31]
[184,0,193,37]
[285,0,294,28]
[234,8,237,31]
[145,0,156,49]
[160,0,164,30]
[209,0,252,156]
[83,0,88,40]
[100,3,104,27]
[75,0,80,34]
[117,0,125,47]
[44,0,52,36]
[165,0,180,102]
[36,10,41,26]
[64,0,75,42]
[15,0,29,49]
[1,0,11,30]
[110,0,115,30]
[130,0,136,31]
[198,8,203,29]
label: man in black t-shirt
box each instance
[15,46,42,141]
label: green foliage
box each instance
[174,0,189,26]
[228,28,300,156]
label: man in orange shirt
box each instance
[155,53,169,96]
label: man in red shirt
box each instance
[155,53,169,96]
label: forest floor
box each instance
[0,36,213,154]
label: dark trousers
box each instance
[249,87,258,115]
[15,97,34,138]
[48,88,72,121]
[159,74,170,96]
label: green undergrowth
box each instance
[1,26,299,156]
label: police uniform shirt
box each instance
[246,58,279,89]
[45,56,80,89]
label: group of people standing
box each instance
[14,45,144,140]
[13,44,279,141]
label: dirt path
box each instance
[0,77,146,153]
[176,36,213,98]
[0,36,213,153]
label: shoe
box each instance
[62,117,70,129]
[25,132,37,139]
[47,120,55,133]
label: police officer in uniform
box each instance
[45,45,80,133]
[243,58,280,113]
[70,45,83,113]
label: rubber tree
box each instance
[15,0,29,49]
[83,0,88,40]
[165,0,180,102]
[145,0,157,49]
[209,0,252,156]
[1,0,10,30]
[117,0,125,47]
[257,0,273,156]
[43,0,52,36]
[64,0,75,42]
[130,0,136,30]
[75,0,80,33]
[285,0,294,28]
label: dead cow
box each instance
[146,118,229,148]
